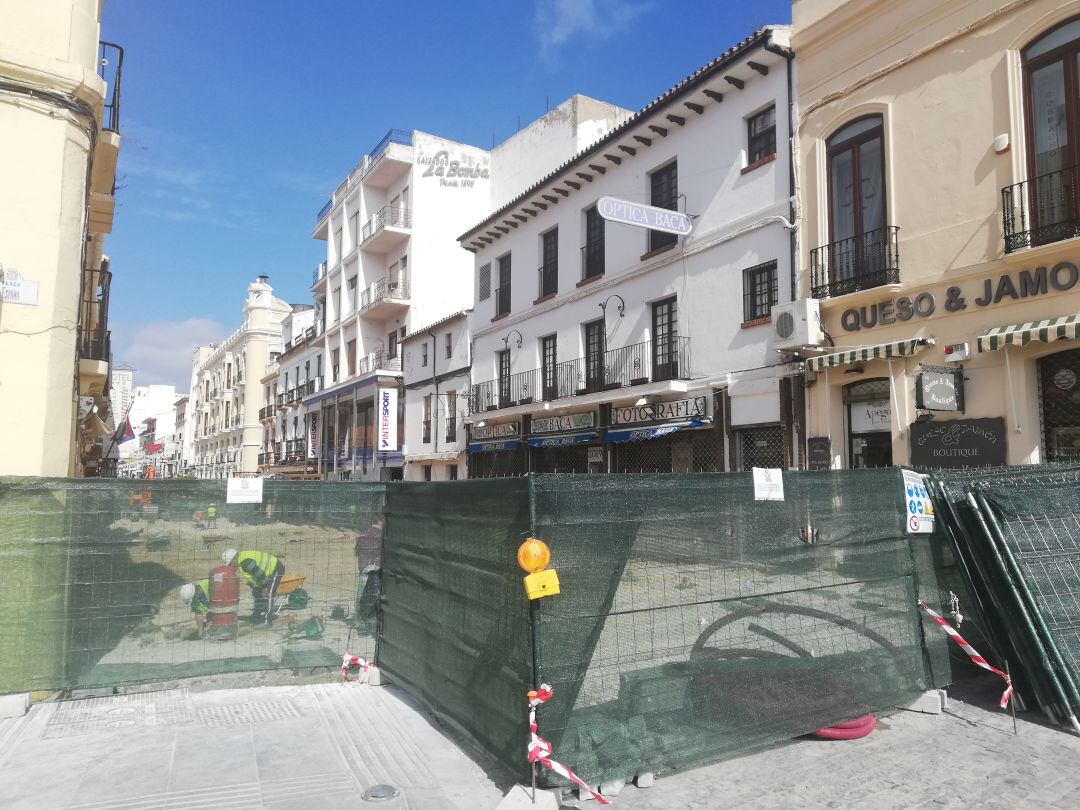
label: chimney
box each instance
[257,274,269,284]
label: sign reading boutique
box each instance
[839,262,1080,332]
[909,417,1007,468]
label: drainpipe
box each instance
[765,41,799,305]
[428,332,440,454]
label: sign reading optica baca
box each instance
[839,261,1080,332]
[909,417,1007,468]
[916,365,964,412]
[530,412,596,434]
[472,421,521,441]
[612,396,708,426]
[597,196,693,236]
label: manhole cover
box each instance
[43,689,195,739]
[362,784,399,802]
[197,699,300,727]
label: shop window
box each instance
[1039,346,1080,462]
[448,464,458,480]
[649,161,678,252]
[738,426,784,470]
[747,105,776,165]
[742,261,778,322]
[844,378,892,468]
[423,464,432,481]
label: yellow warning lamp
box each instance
[518,537,560,600]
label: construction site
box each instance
[0,468,1079,808]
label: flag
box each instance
[114,413,134,444]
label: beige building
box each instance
[0,0,123,476]
[792,0,1080,469]
[189,276,295,479]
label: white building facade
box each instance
[460,27,805,476]
[190,276,294,479]
[401,311,471,481]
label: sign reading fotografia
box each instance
[530,412,596,434]
[473,421,521,441]
[909,417,1007,468]
[612,396,708,426]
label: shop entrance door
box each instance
[845,378,892,468]
[1039,346,1080,462]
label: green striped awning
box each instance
[977,315,1080,352]
[805,338,935,373]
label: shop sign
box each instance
[902,469,934,534]
[839,261,1080,332]
[807,437,832,470]
[597,196,693,236]
[308,413,318,459]
[612,395,708,427]
[530,412,596,434]
[473,421,520,441]
[419,149,490,188]
[587,446,604,463]
[377,388,397,452]
[1,266,39,307]
[850,400,891,433]
[916,365,964,412]
[909,417,1007,469]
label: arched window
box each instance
[1020,18,1080,246]
[816,115,897,297]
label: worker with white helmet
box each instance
[179,579,211,637]
[222,548,284,625]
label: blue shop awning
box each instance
[467,440,521,454]
[526,432,598,448]
[604,420,705,444]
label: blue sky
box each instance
[102,0,791,388]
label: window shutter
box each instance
[478,263,491,300]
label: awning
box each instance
[604,420,705,443]
[805,338,935,372]
[467,440,521,454]
[527,432,597,448]
[977,315,1080,352]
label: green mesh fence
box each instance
[0,478,385,693]
[379,470,949,787]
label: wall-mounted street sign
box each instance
[916,364,964,412]
[597,196,693,236]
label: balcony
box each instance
[315,199,332,226]
[358,350,402,376]
[363,129,414,189]
[97,42,124,133]
[258,451,274,466]
[259,405,275,421]
[446,421,457,443]
[581,241,605,282]
[468,337,691,414]
[361,206,411,252]
[78,265,112,395]
[276,392,285,406]
[360,276,410,319]
[1002,166,1080,254]
[537,264,557,301]
[810,225,900,299]
[312,261,327,288]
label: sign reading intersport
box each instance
[597,196,693,236]
[378,388,397,452]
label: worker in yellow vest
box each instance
[222,548,284,625]
[179,579,211,637]
[206,503,217,529]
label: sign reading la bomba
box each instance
[419,149,490,189]
[839,262,1080,332]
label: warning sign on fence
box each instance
[902,468,934,534]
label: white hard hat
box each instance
[179,583,195,602]
[222,548,238,565]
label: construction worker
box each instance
[222,548,284,624]
[179,579,210,637]
[206,503,217,529]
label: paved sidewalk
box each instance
[0,681,506,810]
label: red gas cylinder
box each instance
[208,564,239,638]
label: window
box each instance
[347,276,357,311]
[649,161,678,252]
[541,335,558,400]
[747,105,777,165]
[497,349,511,405]
[652,296,680,381]
[349,212,359,249]
[478,263,491,300]
[387,330,398,360]
[448,464,458,481]
[584,320,605,392]
[423,464,432,481]
[539,228,558,298]
[422,395,432,443]
[332,287,341,321]
[445,390,457,442]
[742,261,778,322]
[421,343,428,367]
[496,254,511,316]
[445,332,453,359]
[334,226,343,262]
[583,206,605,279]
[331,348,340,381]
[346,339,356,376]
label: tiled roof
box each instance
[402,310,472,343]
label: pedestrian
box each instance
[206,503,217,529]
[179,579,210,637]
[222,548,284,624]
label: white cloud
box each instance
[534,0,654,54]
[111,317,229,390]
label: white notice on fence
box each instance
[752,467,784,501]
[227,477,264,504]
[902,468,935,534]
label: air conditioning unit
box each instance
[772,298,823,350]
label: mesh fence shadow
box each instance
[0,478,385,693]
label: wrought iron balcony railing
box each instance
[494,285,510,317]
[362,205,411,241]
[581,241,605,280]
[810,225,900,299]
[97,42,124,133]
[312,261,327,285]
[1002,166,1080,253]
[468,337,690,413]
[79,266,111,362]
[422,420,432,443]
[537,264,558,299]
[361,276,410,310]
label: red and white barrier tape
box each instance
[341,653,370,683]
[528,684,609,805]
[918,600,1013,708]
